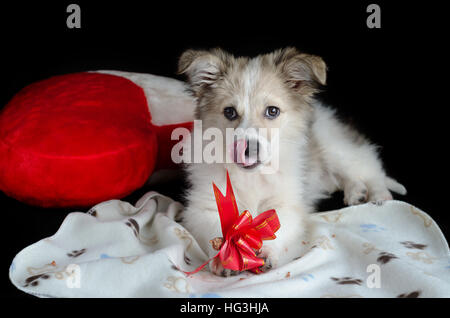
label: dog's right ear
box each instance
[178,49,227,95]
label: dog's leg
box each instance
[255,206,310,272]
[311,103,406,205]
[181,205,242,277]
[326,141,405,206]
[331,139,406,205]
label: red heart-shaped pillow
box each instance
[0,72,193,208]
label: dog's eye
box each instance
[223,107,238,121]
[265,106,280,119]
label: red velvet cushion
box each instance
[0,73,157,208]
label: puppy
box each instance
[177,47,406,276]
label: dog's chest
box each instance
[232,175,285,216]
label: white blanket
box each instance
[9,192,450,298]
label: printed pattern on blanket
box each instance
[9,192,450,298]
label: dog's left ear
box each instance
[273,47,327,96]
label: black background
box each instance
[1,1,448,301]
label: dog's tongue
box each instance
[234,139,257,166]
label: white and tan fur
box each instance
[177,47,406,276]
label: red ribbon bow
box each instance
[184,170,280,275]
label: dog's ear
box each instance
[178,49,228,95]
[273,47,327,96]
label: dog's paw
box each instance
[368,188,393,205]
[256,246,278,273]
[343,181,368,206]
[343,179,396,206]
[209,257,240,277]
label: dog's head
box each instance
[178,47,326,172]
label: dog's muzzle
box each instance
[232,138,262,169]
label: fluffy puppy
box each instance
[177,47,406,276]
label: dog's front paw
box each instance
[256,246,279,273]
[209,257,240,277]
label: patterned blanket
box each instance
[9,192,450,297]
